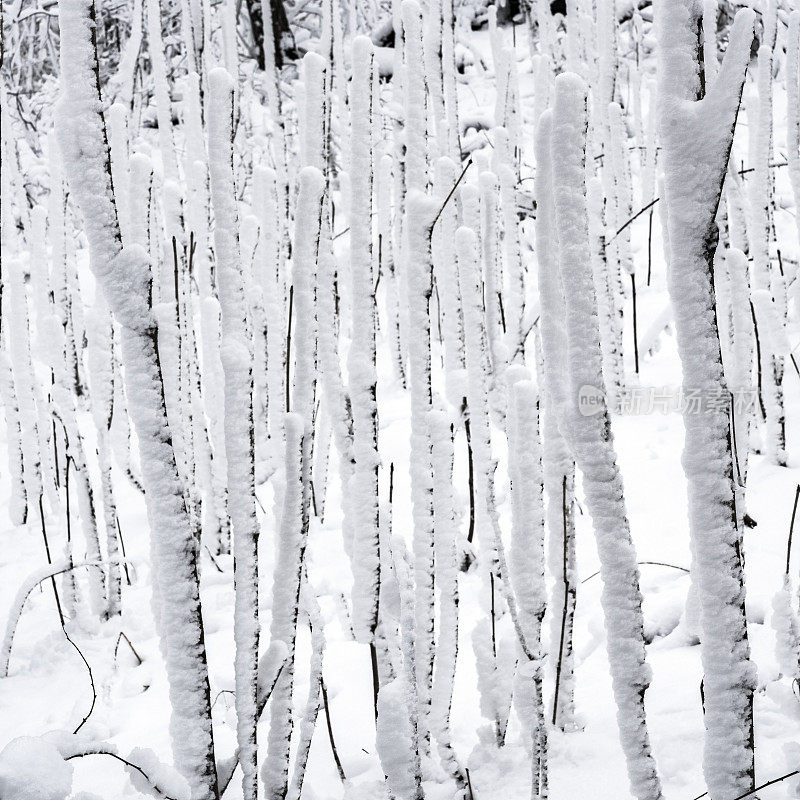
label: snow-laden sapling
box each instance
[551,72,664,800]
[348,36,381,649]
[207,67,260,800]
[656,4,757,798]
[55,0,219,793]
[532,109,578,731]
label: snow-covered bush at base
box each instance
[125,747,191,800]
[0,737,73,800]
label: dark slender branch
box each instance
[211,688,235,710]
[321,676,346,782]
[114,631,143,666]
[581,560,690,584]
[463,401,476,545]
[333,211,379,241]
[737,160,789,177]
[204,545,225,574]
[220,658,286,795]
[369,642,379,725]
[38,493,65,626]
[787,485,800,576]
[749,300,767,421]
[115,515,132,585]
[489,571,497,659]
[691,769,799,800]
[609,196,660,241]
[66,628,96,734]
[431,158,473,232]
[286,284,293,414]
[647,207,653,286]
[552,475,570,726]
[631,273,639,374]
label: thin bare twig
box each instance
[65,751,183,800]
[691,769,799,800]
[321,676,346,782]
[609,196,660,242]
[552,475,570,726]
[581,561,689,584]
[786,484,800,576]
[65,628,96,734]
[431,158,473,232]
[113,631,143,666]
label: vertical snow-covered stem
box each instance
[290,167,324,427]
[349,36,381,645]
[264,413,307,800]
[551,72,663,800]
[496,133,524,360]
[456,225,534,690]
[432,156,465,400]
[258,0,291,288]
[506,370,548,800]
[378,530,424,800]
[787,13,800,253]
[264,168,324,800]
[0,99,27,529]
[588,175,624,404]
[378,153,407,387]
[405,188,438,756]
[441,0,460,161]
[253,166,286,452]
[55,0,218,793]
[456,225,498,565]
[86,292,123,617]
[401,0,435,756]
[480,171,507,381]
[47,221,108,621]
[108,102,131,245]
[428,409,466,791]
[286,582,326,800]
[422,0,446,155]
[607,102,634,283]
[532,110,577,730]
[750,38,785,466]
[316,212,354,506]
[27,205,58,510]
[5,254,43,524]
[0,353,27,525]
[207,67,260,800]
[725,248,755,517]
[146,0,180,187]
[110,0,143,108]
[656,6,757,798]
[402,0,428,193]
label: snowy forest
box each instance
[2,0,800,797]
